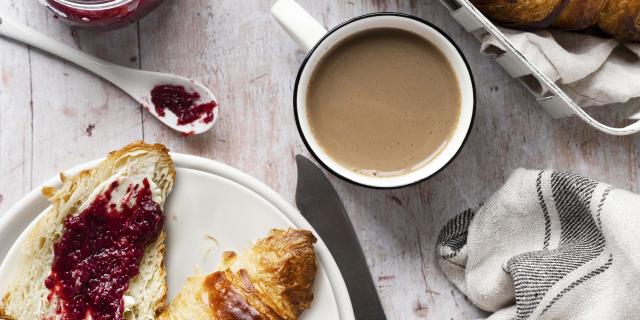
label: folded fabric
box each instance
[480,28,640,108]
[437,169,640,320]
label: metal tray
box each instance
[440,0,640,135]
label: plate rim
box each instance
[0,153,355,319]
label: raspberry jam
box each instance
[42,0,164,30]
[45,178,164,320]
[151,85,217,126]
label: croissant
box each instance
[471,0,640,41]
[159,228,318,320]
[0,141,176,320]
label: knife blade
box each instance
[295,155,387,320]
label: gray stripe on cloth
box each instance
[506,171,604,320]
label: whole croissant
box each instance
[471,0,640,41]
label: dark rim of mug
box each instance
[293,12,476,190]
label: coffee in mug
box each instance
[306,28,461,177]
[273,0,475,188]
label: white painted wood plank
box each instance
[23,4,144,184]
[0,0,33,215]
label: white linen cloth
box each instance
[437,169,640,320]
[480,28,640,107]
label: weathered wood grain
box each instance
[0,1,33,215]
[1,0,639,319]
[25,9,143,184]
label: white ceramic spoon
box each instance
[0,15,218,135]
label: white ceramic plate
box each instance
[0,153,354,319]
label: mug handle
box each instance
[271,0,328,52]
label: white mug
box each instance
[272,0,476,189]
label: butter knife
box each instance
[295,155,387,319]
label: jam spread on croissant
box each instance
[44,178,164,320]
[151,85,217,126]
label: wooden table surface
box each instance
[1,0,639,319]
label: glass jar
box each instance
[40,0,165,30]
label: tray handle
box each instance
[563,96,640,136]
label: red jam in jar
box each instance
[41,0,165,30]
[44,178,164,320]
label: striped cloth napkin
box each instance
[437,169,639,320]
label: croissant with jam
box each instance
[0,142,176,320]
[471,0,640,41]
[159,228,318,320]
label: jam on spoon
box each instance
[151,85,217,126]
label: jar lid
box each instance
[42,0,134,14]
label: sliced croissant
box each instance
[0,141,175,320]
